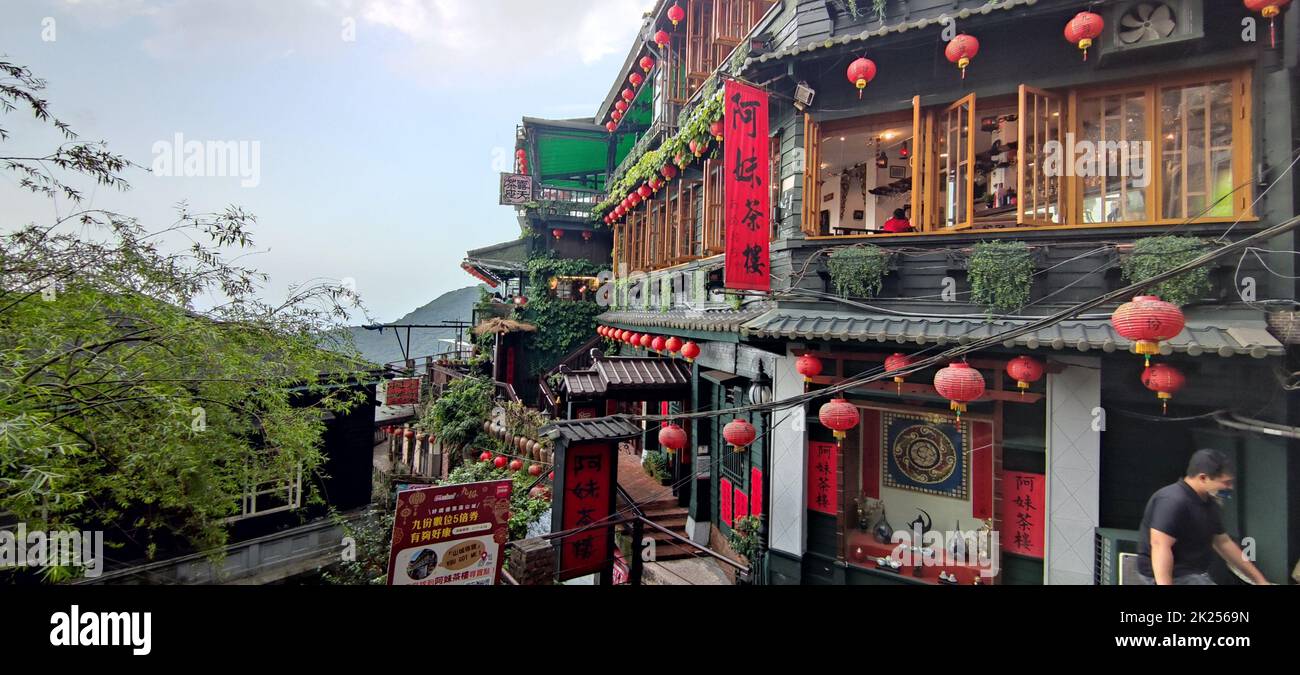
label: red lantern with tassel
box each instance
[668,2,685,27]
[796,354,823,383]
[1246,0,1291,48]
[629,72,644,88]
[689,139,704,157]
[639,333,652,349]
[819,398,860,446]
[651,335,666,353]
[622,88,636,102]
[846,57,877,99]
[1005,356,1045,395]
[661,163,678,182]
[605,121,617,133]
[612,110,623,122]
[479,451,493,463]
[639,55,656,73]
[654,29,671,48]
[723,419,756,454]
[680,341,700,362]
[1111,295,1186,366]
[710,119,724,141]
[1141,363,1186,415]
[665,336,683,355]
[934,362,986,419]
[637,183,652,199]
[945,34,980,79]
[626,332,639,346]
[551,228,563,240]
[659,423,688,455]
[1064,11,1105,61]
[615,100,629,113]
[884,352,913,394]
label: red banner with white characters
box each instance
[723,79,770,292]
[1001,471,1045,559]
[808,441,838,515]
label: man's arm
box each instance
[1149,528,1177,585]
[1213,534,1271,585]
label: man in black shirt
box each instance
[1134,449,1269,585]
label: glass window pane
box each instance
[1162,80,1234,220]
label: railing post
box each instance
[630,517,645,586]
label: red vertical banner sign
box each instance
[808,441,838,515]
[860,409,881,499]
[734,489,749,519]
[557,442,616,581]
[750,467,763,518]
[723,79,771,292]
[1001,471,1045,558]
[970,421,994,519]
[720,477,734,526]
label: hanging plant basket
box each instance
[967,241,1035,314]
[826,245,891,298]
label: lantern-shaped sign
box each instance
[665,336,683,355]
[1141,363,1186,415]
[639,333,653,349]
[1005,356,1045,394]
[1064,10,1105,61]
[846,56,877,99]
[884,352,913,394]
[651,335,667,353]
[1111,295,1186,366]
[640,55,656,73]
[659,423,688,454]
[933,362,986,418]
[1246,0,1291,48]
[622,88,636,102]
[654,29,671,48]
[629,72,644,88]
[605,121,617,133]
[680,341,700,363]
[668,2,685,27]
[723,418,756,454]
[945,34,980,79]
[819,398,860,446]
[796,354,823,383]
[661,163,678,182]
[710,119,724,141]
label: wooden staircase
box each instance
[628,496,701,561]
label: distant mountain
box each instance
[341,285,485,365]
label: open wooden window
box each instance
[703,158,726,253]
[910,96,933,232]
[1018,85,1066,226]
[801,113,821,236]
[935,94,976,230]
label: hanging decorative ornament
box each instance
[846,56,877,99]
[637,183,652,199]
[651,335,667,353]
[1110,295,1186,367]
[884,352,913,395]
[661,163,678,182]
[615,100,629,113]
[675,152,688,168]
[1141,363,1186,415]
[1005,356,1045,395]
[668,2,685,27]
[639,333,653,349]
[659,423,688,455]
[722,419,757,454]
[680,341,700,363]
[626,332,639,346]
[654,29,671,48]
[612,110,623,122]
[582,230,593,241]
[710,119,724,141]
[649,176,663,192]
[795,353,823,384]
[1245,0,1291,48]
[640,55,656,73]
[551,228,563,240]
[494,455,508,469]
[665,336,683,355]
[898,140,909,159]
[1064,10,1105,61]
[629,72,644,88]
[629,191,641,206]
[622,88,636,102]
[819,398,861,447]
[933,362,986,419]
[945,34,980,79]
[606,121,617,133]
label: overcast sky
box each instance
[1,0,648,321]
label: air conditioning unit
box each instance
[1094,527,1141,585]
[1098,0,1204,63]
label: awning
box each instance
[740,307,1285,358]
[542,417,644,444]
[559,354,691,400]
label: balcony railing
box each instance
[531,186,603,219]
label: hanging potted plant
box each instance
[967,240,1034,315]
[826,244,891,298]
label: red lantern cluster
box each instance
[1246,0,1292,48]
[1005,356,1044,394]
[1111,295,1186,366]
[933,362,986,418]
[659,423,688,454]
[722,419,756,453]
[819,398,860,446]
[945,34,980,79]
[846,56,877,99]
[1064,11,1104,61]
[1142,363,1186,415]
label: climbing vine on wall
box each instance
[521,253,605,374]
[827,245,890,298]
[968,241,1034,314]
[1121,236,1215,306]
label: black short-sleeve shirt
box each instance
[1136,480,1226,577]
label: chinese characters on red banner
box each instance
[1000,471,1045,558]
[723,80,770,292]
[559,442,614,581]
[720,477,733,527]
[384,377,421,406]
[387,479,513,585]
[808,442,838,515]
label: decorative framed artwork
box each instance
[889,165,907,179]
[881,411,968,500]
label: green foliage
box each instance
[1121,236,1215,306]
[441,457,551,541]
[968,241,1034,314]
[642,450,670,481]
[420,377,494,449]
[728,515,763,561]
[521,253,604,375]
[827,245,890,298]
[872,0,888,21]
[321,505,393,585]
[471,287,498,355]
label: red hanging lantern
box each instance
[479,451,492,463]
[551,228,563,240]
[680,341,700,363]
[1005,356,1045,395]
[626,332,639,345]
[668,2,685,27]
[1064,10,1105,61]
[639,333,652,348]
[884,352,913,394]
[640,55,656,73]
[605,121,617,133]
[933,362,986,418]
[637,183,652,199]
[493,455,508,469]
[615,100,629,113]
[674,152,688,168]
[629,191,641,206]
[1142,363,1186,415]
[1111,295,1186,366]
[622,88,636,102]
[945,34,980,79]
[1246,0,1291,48]
[651,335,667,353]
[795,354,823,383]
[723,419,756,454]
[654,30,671,48]
[710,119,724,141]
[846,56,877,99]
[582,230,593,241]
[612,110,623,122]
[629,72,644,88]
[665,336,683,354]
[819,398,860,446]
[661,163,678,182]
[649,176,663,192]
[659,423,688,454]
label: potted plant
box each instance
[728,515,763,585]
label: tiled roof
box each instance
[542,417,644,444]
[559,355,691,398]
[741,308,1285,358]
[599,305,771,334]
